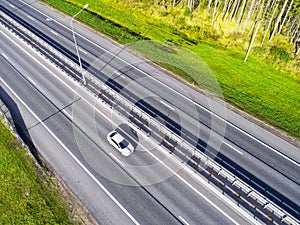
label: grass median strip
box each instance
[0,118,75,224]
[41,0,300,140]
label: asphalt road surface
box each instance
[0,19,261,224]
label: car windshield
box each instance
[111,139,119,147]
[119,139,129,149]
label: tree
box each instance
[173,0,178,7]
[290,18,299,43]
[212,0,220,25]
[261,0,278,44]
[295,39,300,56]
[207,0,214,13]
[287,18,298,36]
[261,0,274,21]
[269,0,290,41]
[278,0,294,34]
[145,0,299,61]
[242,0,257,34]
[223,0,234,20]
[245,20,262,61]
[221,0,230,20]
[188,0,195,13]
[236,0,248,32]
[230,0,242,21]
[248,0,264,35]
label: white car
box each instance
[107,131,134,156]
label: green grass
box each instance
[0,118,75,224]
[42,0,195,44]
[193,44,300,137]
[41,0,300,139]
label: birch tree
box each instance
[245,20,262,61]
[188,0,195,13]
[173,0,177,7]
[242,0,257,34]
[278,0,294,34]
[248,0,264,35]
[287,18,297,36]
[269,0,290,41]
[181,0,185,8]
[207,0,214,13]
[236,0,248,32]
[261,0,274,20]
[290,19,300,43]
[223,0,234,20]
[147,0,299,58]
[212,0,220,25]
[295,38,300,56]
[262,0,278,43]
[230,0,242,21]
[221,0,230,20]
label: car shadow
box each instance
[115,123,139,149]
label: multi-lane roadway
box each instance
[0,16,258,224]
[0,0,299,223]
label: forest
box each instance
[151,0,300,61]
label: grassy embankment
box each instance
[0,118,75,224]
[42,0,300,140]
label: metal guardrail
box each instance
[0,10,299,225]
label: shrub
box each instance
[270,46,291,62]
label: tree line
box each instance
[152,0,300,61]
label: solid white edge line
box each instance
[178,216,190,225]
[0,77,140,225]
[1,52,9,60]
[1,19,259,224]
[62,109,73,120]
[27,76,37,86]
[50,30,58,36]
[79,48,88,55]
[109,152,125,167]
[223,141,243,155]
[17,0,300,167]
[159,100,175,111]
[27,15,34,21]
[9,3,16,8]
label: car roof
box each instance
[112,132,125,144]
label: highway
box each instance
[0,0,300,223]
[0,17,258,225]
